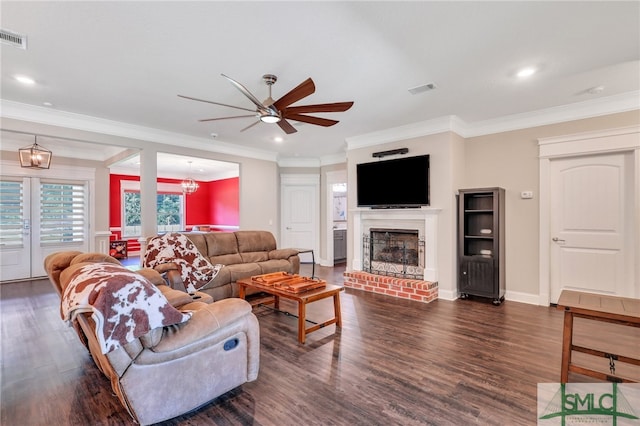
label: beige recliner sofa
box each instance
[44,251,260,425]
[147,230,301,300]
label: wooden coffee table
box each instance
[237,275,343,344]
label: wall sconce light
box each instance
[181,161,199,194]
[19,135,52,169]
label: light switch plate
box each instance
[521,191,534,199]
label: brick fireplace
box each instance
[345,208,440,303]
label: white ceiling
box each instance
[1,1,639,169]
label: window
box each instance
[122,182,185,237]
[123,191,141,237]
[40,181,87,244]
[156,193,182,232]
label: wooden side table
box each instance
[557,290,640,383]
[294,248,316,278]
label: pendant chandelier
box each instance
[181,161,199,194]
[19,135,52,169]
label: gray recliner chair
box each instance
[44,251,260,425]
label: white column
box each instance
[139,149,157,263]
[352,210,362,270]
[424,214,438,282]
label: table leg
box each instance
[274,295,280,310]
[561,310,574,383]
[311,250,315,279]
[298,301,307,344]
[333,292,342,328]
[238,283,246,300]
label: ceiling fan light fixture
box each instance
[260,112,281,124]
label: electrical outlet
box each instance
[521,191,534,199]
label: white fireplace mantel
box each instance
[352,207,441,282]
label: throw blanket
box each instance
[61,262,191,354]
[143,233,222,293]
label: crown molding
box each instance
[0,100,278,162]
[3,90,638,164]
[276,152,348,168]
[277,157,320,168]
[319,152,347,166]
[345,91,639,149]
[464,90,640,138]
[346,115,463,150]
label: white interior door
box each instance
[281,174,319,264]
[549,152,634,302]
[0,177,32,280]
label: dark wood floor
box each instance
[2,263,638,425]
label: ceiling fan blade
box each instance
[221,74,267,111]
[277,119,297,134]
[178,94,256,113]
[283,113,339,127]
[283,102,354,115]
[240,120,261,132]
[198,114,256,122]
[272,78,316,110]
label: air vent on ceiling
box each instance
[1,29,27,49]
[408,82,437,95]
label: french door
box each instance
[0,176,90,281]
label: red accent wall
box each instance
[210,177,240,225]
[109,174,239,241]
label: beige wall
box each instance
[320,163,347,262]
[345,110,639,301]
[464,110,640,298]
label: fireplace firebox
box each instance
[363,228,424,279]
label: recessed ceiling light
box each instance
[15,75,35,85]
[274,136,283,143]
[43,101,53,107]
[408,82,437,95]
[516,67,536,78]
[587,85,605,95]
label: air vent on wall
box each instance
[1,29,27,49]
[408,82,437,95]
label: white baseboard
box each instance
[505,290,542,305]
[438,289,457,301]
[446,290,542,305]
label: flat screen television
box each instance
[356,154,430,208]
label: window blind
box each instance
[0,180,24,247]
[40,181,87,244]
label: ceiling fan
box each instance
[179,74,354,134]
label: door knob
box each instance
[552,237,566,243]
